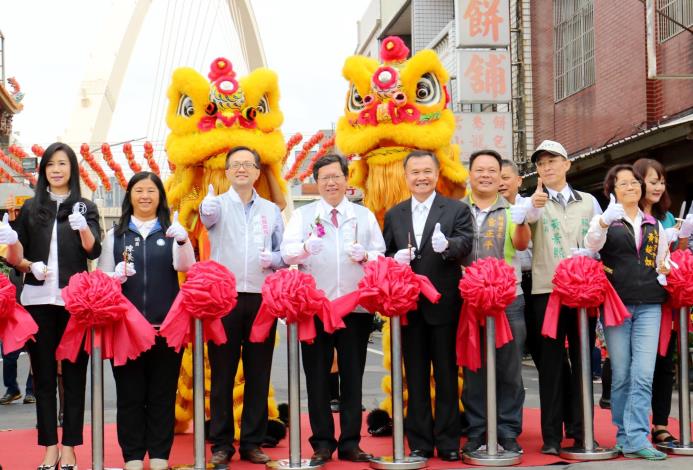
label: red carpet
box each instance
[0,408,683,469]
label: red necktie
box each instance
[331,208,339,228]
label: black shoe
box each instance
[599,397,611,409]
[309,448,332,465]
[541,443,560,455]
[329,399,340,413]
[209,450,231,470]
[438,450,460,461]
[240,447,270,464]
[0,392,22,405]
[409,449,433,458]
[463,436,484,454]
[338,447,372,462]
[499,437,523,454]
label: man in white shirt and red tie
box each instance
[282,154,386,465]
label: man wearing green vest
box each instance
[525,140,602,455]
[461,150,531,455]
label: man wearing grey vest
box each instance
[525,140,602,455]
[200,147,286,469]
[461,150,530,455]
[282,154,386,464]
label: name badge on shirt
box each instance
[156,238,166,247]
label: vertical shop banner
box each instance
[453,112,512,162]
[457,50,512,103]
[455,0,511,47]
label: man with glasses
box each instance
[200,146,286,469]
[282,154,385,464]
[525,140,602,455]
[383,150,474,461]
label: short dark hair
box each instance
[501,159,520,175]
[226,146,261,169]
[116,171,171,236]
[603,164,644,199]
[632,158,671,221]
[313,154,348,181]
[469,149,502,170]
[403,149,440,169]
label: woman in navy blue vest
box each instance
[97,172,195,470]
[13,142,102,470]
[584,164,669,460]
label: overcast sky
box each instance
[2,0,371,164]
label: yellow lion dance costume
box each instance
[164,57,287,441]
[335,37,467,430]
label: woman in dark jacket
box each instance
[13,142,101,470]
[584,164,669,460]
[97,172,194,470]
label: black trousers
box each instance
[533,294,596,447]
[401,316,460,453]
[301,313,371,453]
[111,336,182,461]
[651,332,677,426]
[26,304,89,447]
[521,272,541,368]
[208,293,276,455]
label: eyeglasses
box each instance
[317,174,345,182]
[615,180,641,189]
[228,162,259,170]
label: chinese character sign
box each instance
[457,50,511,102]
[452,112,512,162]
[455,0,510,47]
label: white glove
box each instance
[600,193,625,226]
[657,273,668,286]
[570,247,597,258]
[431,223,448,253]
[166,211,189,243]
[259,249,273,269]
[68,205,88,232]
[200,184,221,218]
[30,261,52,281]
[394,247,416,264]
[0,213,18,245]
[304,233,324,255]
[114,261,136,283]
[679,214,693,239]
[664,227,680,244]
[509,203,529,224]
[347,243,366,262]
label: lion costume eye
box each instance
[257,95,270,114]
[177,95,195,118]
[347,84,366,112]
[415,73,441,105]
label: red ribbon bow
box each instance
[659,249,693,355]
[250,269,344,343]
[457,257,516,371]
[56,270,157,366]
[331,256,441,322]
[542,256,630,339]
[160,260,238,352]
[0,275,38,354]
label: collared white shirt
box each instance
[526,184,602,223]
[21,193,68,306]
[318,196,350,229]
[411,191,436,247]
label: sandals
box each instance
[652,428,679,445]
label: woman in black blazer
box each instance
[13,142,101,470]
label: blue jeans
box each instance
[603,303,661,453]
[2,346,33,396]
[463,295,527,438]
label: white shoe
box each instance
[149,458,169,470]
[123,460,144,470]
